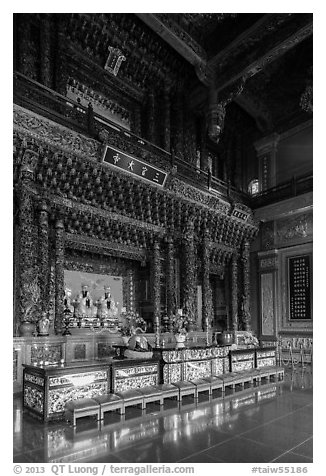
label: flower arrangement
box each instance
[171,311,189,335]
[119,310,147,336]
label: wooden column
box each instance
[132,104,142,137]
[200,116,208,172]
[152,239,161,333]
[38,201,50,316]
[54,217,65,335]
[18,181,34,326]
[241,240,251,331]
[202,229,212,331]
[174,84,184,157]
[183,220,196,330]
[18,150,39,330]
[54,17,68,96]
[231,252,239,332]
[40,15,52,88]
[147,89,155,143]
[162,85,171,152]
[254,133,280,191]
[166,236,175,331]
[18,14,36,79]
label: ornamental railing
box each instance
[250,173,313,209]
[13,71,247,205]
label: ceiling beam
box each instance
[212,14,313,93]
[135,13,212,85]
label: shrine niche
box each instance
[64,270,123,330]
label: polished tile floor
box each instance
[13,368,313,464]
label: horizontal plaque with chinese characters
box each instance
[288,254,312,320]
[102,145,168,187]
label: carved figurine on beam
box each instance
[207,77,246,144]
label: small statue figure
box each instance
[75,284,97,319]
[97,286,112,319]
[64,287,74,314]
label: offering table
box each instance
[23,361,111,421]
[152,343,230,384]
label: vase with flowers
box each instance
[119,310,147,345]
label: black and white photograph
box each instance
[7,2,318,472]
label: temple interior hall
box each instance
[12,12,313,466]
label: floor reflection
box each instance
[13,367,313,463]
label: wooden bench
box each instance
[257,366,284,382]
[93,393,124,419]
[115,389,145,412]
[202,375,224,393]
[171,381,197,402]
[65,398,100,426]
[190,378,212,398]
[137,386,164,408]
[156,383,180,402]
[218,371,254,391]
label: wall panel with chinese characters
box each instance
[288,254,312,320]
[102,145,168,186]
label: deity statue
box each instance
[63,287,74,314]
[75,284,97,319]
[97,286,112,319]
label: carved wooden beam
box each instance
[211,14,313,93]
[186,14,312,112]
[135,13,211,85]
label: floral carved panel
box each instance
[276,213,313,247]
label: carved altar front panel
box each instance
[23,363,109,421]
[111,361,159,392]
[163,363,182,383]
[184,360,212,380]
[261,273,275,336]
